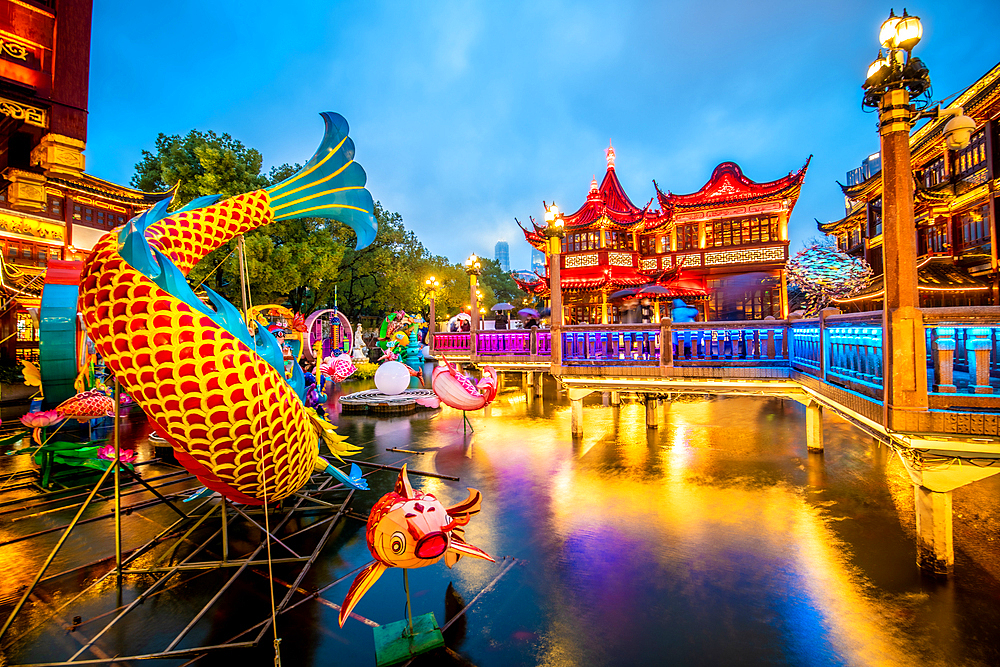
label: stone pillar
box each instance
[879,87,929,426]
[602,392,610,406]
[931,329,956,393]
[611,391,620,406]
[914,486,953,576]
[571,398,583,437]
[806,400,823,452]
[645,394,658,429]
[525,371,533,393]
[966,328,994,394]
[427,294,436,353]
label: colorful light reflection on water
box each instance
[3,384,1000,666]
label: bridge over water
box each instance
[429,306,1000,576]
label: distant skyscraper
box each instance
[531,248,546,275]
[495,240,510,273]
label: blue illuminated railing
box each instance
[825,321,883,392]
[789,325,821,373]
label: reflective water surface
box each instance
[3,380,1000,666]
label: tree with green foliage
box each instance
[479,258,519,306]
[132,128,467,326]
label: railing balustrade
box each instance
[432,332,471,354]
[672,322,786,363]
[475,330,531,356]
[561,324,661,364]
[924,307,1000,397]
[790,323,821,374]
[823,312,884,395]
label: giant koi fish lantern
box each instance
[431,357,498,411]
[79,112,377,504]
[338,464,494,627]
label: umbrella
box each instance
[518,308,540,319]
[609,288,639,300]
[491,302,514,311]
[637,285,672,296]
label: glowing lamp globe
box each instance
[374,361,411,395]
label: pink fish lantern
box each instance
[98,444,137,464]
[56,389,117,421]
[20,409,65,445]
[431,357,498,411]
[320,353,356,383]
[338,464,493,627]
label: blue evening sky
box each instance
[88,1,999,272]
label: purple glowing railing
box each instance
[432,332,471,354]
[562,326,660,363]
[475,331,531,356]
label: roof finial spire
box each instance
[606,141,615,168]
[590,175,598,191]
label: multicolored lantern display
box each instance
[786,243,872,316]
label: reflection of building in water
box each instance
[819,62,1000,311]
[517,144,808,322]
[0,0,166,362]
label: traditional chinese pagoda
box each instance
[517,145,809,322]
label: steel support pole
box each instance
[113,378,123,588]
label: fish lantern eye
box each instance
[390,531,406,555]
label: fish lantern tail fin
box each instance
[265,112,377,251]
[339,560,387,627]
[445,487,483,527]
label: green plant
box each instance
[0,357,24,385]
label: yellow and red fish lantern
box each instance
[431,357,498,411]
[319,353,356,383]
[55,388,117,421]
[338,464,494,627]
[78,112,377,504]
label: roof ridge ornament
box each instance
[606,141,615,168]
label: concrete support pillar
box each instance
[571,398,583,437]
[645,394,658,429]
[914,486,953,576]
[611,391,620,406]
[534,372,543,397]
[525,371,532,392]
[602,392,610,406]
[806,400,823,452]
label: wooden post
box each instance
[806,400,823,452]
[659,318,673,368]
[914,486,953,576]
[645,394,658,429]
[571,398,583,437]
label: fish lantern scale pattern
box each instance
[785,243,872,316]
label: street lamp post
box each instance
[425,276,439,352]
[861,9,934,424]
[543,203,566,367]
[465,253,482,351]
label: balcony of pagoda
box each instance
[558,243,790,275]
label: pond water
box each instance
[3,378,1000,666]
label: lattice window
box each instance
[608,252,633,267]
[677,254,702,267]
[661,256,672,269]
[640,258,657,270]
[703,246,784,266]
[565,253,600,268]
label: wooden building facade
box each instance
[519,146,809,323]
[820,62,1000,310]
[0,0,165,362]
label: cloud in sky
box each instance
[88,0,1000,271]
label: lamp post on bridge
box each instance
[543,202,566,369]
[861,9,977,576]
[861,9,944,427]
[465,253,482,351]
[425,275,439,351]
